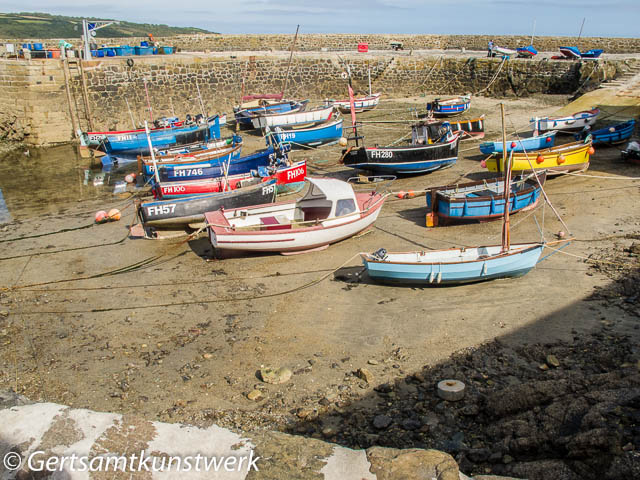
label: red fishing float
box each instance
[536,154,544,164]
[546,136,552,143]
[407,190,415,198]
[95,210,108,223]
[397,191,406,199]
[557,154,566,164]
[510,142,517,149]
[588,146,595,155]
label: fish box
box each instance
[135,46,154,55]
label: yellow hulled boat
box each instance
[483,139,594,175]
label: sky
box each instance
[0,0,638,37]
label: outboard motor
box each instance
[185,114,193,124]
[195,114,204,124]
[371,248,388,261]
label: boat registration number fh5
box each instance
[146,204,176,216]
[262,184,275,195]
[371,150,393,159]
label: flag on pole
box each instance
[348,85,357,133]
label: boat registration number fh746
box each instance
[146,204,176,216]
[371,150,393,159]
[172,168,204,177]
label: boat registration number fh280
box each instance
[370,150,393,159]
[146,204,176,216]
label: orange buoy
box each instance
[397,191,406,199]
[108,208,122,221]
[407,190,415,198]
[95,210,108,223]
[557,154,566,164]
[480,160,487,168]
[588,146,595,155]
[536,154,544,164]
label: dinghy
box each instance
[330,93,381,113]
[205,177,386,254]
[575,120,635,145]
[479,131,556,154]
[531,109,599,133]
[426,95,471,117]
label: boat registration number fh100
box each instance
[370,150,393,159]
[146,204,176,216]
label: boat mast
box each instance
[500,103,512,252]
[530,19,536,46]
[577,17,586,49]
[281,25,300,99]
[368,67,372,96]
[144,121,160,185]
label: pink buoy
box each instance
[558,231,566,238]
[108,208,121,221]
[480,160,487,168]
[95,210,108,224]
[124,173,136,184]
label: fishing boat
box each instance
[101,116,223,156]
[205,177,386,254]
[233,96,306,127]
[479,131,556,155]
[330,93,381,113]
[427,95,471,117]
[414,116,486,141]
[138,179,277,228]
[575,119,636,145]
[517,45,538,58]
[153,160,306,199]
[426,172,546,226]
[251,104,336,129]
[559,46,603,60]
[272,118,343,149]
[483,138,594,175]
[531,108,599,133]
[138,143,243,178]
[156,144,291,182]
[342,128,460,175]
[361,104,545,285]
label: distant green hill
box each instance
[0,12,217,38]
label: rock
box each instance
[0,311,8,317]
[373,414,393,429]
[467,447,490,462]
[538,363,549,371]
[402,418,421,430]
[357,368,375,384]
[247,389,263,401]
[368,359,379,365]
[437,379,466,401]
[546,354,560,368]
[0,389,31,408]
[202,353,213,359]
[366,446,460,480]
[462,404,480,416]
[502,454,514,464]
[260,366,293,384]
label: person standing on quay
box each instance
[487,40,494,57]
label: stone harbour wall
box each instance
[2,33,640,54]
[0,51,632,146]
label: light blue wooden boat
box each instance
[272,118,343,149]
[479,131,556,155]
[361,243,543,285]
[575,119,636,145]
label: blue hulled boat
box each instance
[272,119,343,149]
[479,131,556,155]
[427,95,471,117]
[559,46,603,60]
[575,120,636,145]
[361,243,544,285]
[104,116,222,156]
[517,45,538,58]
[157,144,291,182]
[426,172,545,224]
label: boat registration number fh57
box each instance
[371,150,393,159]
[146,204,176,216]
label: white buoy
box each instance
[339,137,348,147]
[429,272,435,283]
[437,379,466,401]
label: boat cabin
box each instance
[411,122,452,145]
[295,177,361,221]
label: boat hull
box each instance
[575,120,635,145]
[273,119,343,149]
[251,105,335,129]
[332,93,381,113]
[342,135,459,174]
[142,146,243,178]
[363,244,543,285]
[531,109,599,133]
[427,96,471,117]
[233,101,301,126]
[427,174,545,223]
[485,140,592,175]
[139,180,277,227]
[479,131,556,154]
[207,195,386,253]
